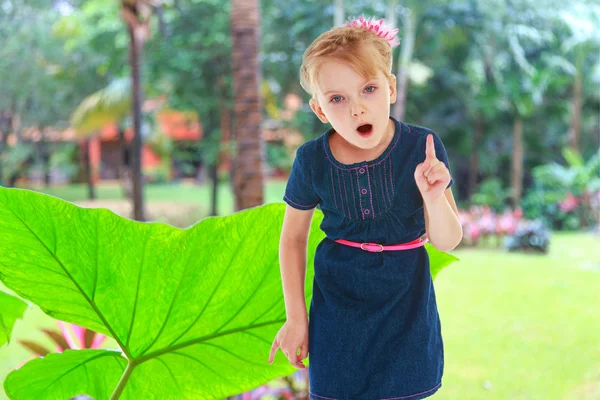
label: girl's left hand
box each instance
[414,134,451,203]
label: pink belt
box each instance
[334,234,428,252]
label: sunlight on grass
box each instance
[21,181,289,217]
[435,232,600,399]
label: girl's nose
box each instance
[351,103,366,117]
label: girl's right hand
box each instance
[268,319,308,369]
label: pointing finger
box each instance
[425,134,437,161]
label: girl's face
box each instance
[310,60,397,151]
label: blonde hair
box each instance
[299,26,394,99]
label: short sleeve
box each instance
[418,130,454,189]
[283,145,321,210]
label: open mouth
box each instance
[357,124,373,136]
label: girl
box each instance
[268,16,462,400]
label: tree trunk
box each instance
[0,109,13,186]
[468,112,484,202]
[7,118,24,187]
[392,8,416,122]
[83,138,96,201]
[333,0,344,26]
[210,163,218,216]
[40,135,51,187]
[127,20,146,221]
[386,0,397,28]
[231,0,264,211]
[568,47,583,153]
[511,118,523,206]
[118,124,133,200]
[218,91,231,174]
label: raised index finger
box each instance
[425,134,437,160]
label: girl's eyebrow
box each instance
[322,77,378,96]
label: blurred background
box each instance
[0,0,599,399]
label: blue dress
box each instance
[282,117,454,400]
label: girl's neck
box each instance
[329,118,395,164]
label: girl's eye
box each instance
[365,85,376,93]
[331,96,342,103]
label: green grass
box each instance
[1,183,599,399]
[18,180,289,217]
[434,232,600,400]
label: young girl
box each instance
[268,16,462,400]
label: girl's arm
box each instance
[423,187,462,252]
[279,205,315,323]
[415,134,462,252]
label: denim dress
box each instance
[283,117,454,400]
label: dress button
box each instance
[361,189,367,195]
[359,168,365,174]
[364,209,370,215]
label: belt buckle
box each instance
[360,242,384,252]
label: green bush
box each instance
[522,148,600,230]
[266,142,293,172]
[472,178,511,213]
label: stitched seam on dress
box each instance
[336,166,347,217]
[380,164,392,212]
[322,131,400,171]
[294,145,321,206]
[341,168,350,218]
[348,170,358,219]
[384,156,391,204]
[376,164,386,212]
[389,157,395,196]
[330,165,338,209]
[309,392,337,400]
[371,165,381,217]
[309,382,442,400]
[356,170,364,220]
[284,195,317,209]
[366,166,375,218]
[380,382,442,399]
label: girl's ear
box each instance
[388,74,397,104]
[310,98,329,123]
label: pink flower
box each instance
[559,193,579,212]
[498,211,518,234]
[57,321,107,351]
[468,223,480,241]
[345,15,401,47]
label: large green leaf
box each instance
[0,187,323,399]
[5,349,127,399]
[426,244,459,280]
[0,187,457,399]
[0,291,28,347]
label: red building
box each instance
[85,110,203,182]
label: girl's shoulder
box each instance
[401,122,449,155]
[294,132,327,166]
[401,122,453,174]
[402,122,439,143]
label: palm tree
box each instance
[230,0,264,211]
[388,0,443,123]
[70,78,132,202]
[559,1,600,152]
[119,0,155,221]
[333,0,344,26]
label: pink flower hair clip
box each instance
[345,15,400,47]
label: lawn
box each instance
[0,182,599,399]
[18,180,289,218]
[434,232,600,400]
